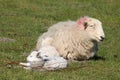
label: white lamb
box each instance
[20,39,67,70]
[36,16,105,61]
[20,51,44,70]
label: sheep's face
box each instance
[85,18,105,42]
[27,51,43,62]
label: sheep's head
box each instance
[77,16,105,42]
[27,51,43,62]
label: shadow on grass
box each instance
[89,55,106,61]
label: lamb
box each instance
[20,51,44,70]
[20,38,67,70]
[36,16,105,61]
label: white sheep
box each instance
[20,45,67,70]
[36,16,105,61]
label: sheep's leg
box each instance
[19,62,31,67]
[19,62,32,70]
[23,67,31,70]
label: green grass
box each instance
[0,0,120,80]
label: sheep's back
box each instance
[36,21,76,50]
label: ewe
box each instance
[36,16,105,60]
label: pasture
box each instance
[0,0,120,80]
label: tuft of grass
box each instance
[0,0,120,80]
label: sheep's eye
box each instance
[90,25,94,27]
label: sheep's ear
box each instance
[36,52,41,58]
[84,22,88,29]
[77,16,87,29]
[77,17,86,24]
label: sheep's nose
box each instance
[100,36,105,41]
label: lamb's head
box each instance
[27,51,43,62]
[20,51,44,68]
[77,16,105,42]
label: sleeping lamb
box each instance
[20,45,67,70]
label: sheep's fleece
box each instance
[36,16,105,60]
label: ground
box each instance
[0,0,120,80]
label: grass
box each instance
[0,0,120,80]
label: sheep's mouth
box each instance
[100,36,105,41]
[100,39,104,42]
[95,36,105,42]
[97,38,105,42]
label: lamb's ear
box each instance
[36,52,41,58]
[84,22,88,29]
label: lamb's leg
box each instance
[19,62,31,67]
[23,67,31,70]
[19,62,32,70]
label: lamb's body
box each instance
[20,46,67,70]
[36,21,98,60]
